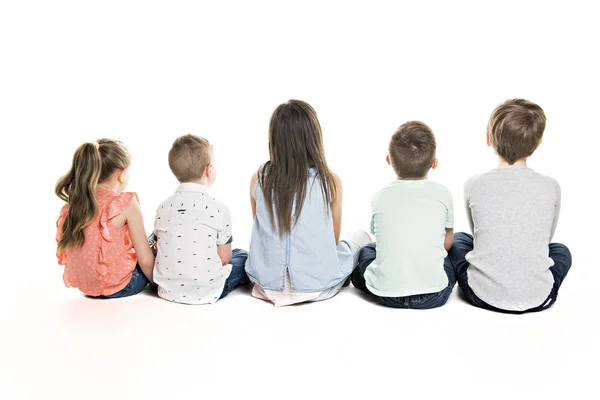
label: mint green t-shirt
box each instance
[365,180,454,297]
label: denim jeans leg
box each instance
[351,242,376,293]
[125,265,150,295]
[447,232,473,285]
[540,243,572,309]
[219,248,249,299]
[443,253,457,289]
[548,243,572,288]
[404,287,453,309]
[100,265,149,299]
[447,232,495,310]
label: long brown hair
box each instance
[258,100,337,236]
[55,139,130,252]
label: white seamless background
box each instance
[0,1,598,399]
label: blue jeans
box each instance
[219,248,249,299]
[96,235,158,299]
[351,242,456,309]
[446,232,572,313]
[97,265,150,299]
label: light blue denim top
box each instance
[245,168,352,291]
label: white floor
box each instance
[2,2,598,399]
[1,265,597,400]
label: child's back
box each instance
[247,167,352,291]
[154,186,234,304]
[153,135,248,305]
[58,189,139,295]
[55,139,154,298]
[351,121,455,309]
[465,167,559,310]
[246,100,367,306]
[448,99,572,313]
[367,179,453,297]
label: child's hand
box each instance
[147,233,158,255]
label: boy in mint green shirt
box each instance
[351,121,456,309]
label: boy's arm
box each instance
[369,196,377,243]
[217,204,234,265]
[217,243,232,266]
[464,180,474,234]
[444,228,454,251]
[150,204,161,255]
[445,190,455,251]
[549,181,562,241]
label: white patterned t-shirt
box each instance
[153,183,233,305]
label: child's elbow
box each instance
[221,255,232,265]
[444,238,453,252]
[138,256,155,275]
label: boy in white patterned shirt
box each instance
[153,134,248,304]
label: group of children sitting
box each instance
[55,98,572,313]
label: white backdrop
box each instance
[1,1,598,399]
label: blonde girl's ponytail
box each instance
[56,142,101,252]
[56,139,130,252]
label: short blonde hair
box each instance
[168,134,212,182]
[488,99,546,164]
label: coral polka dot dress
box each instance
[56,189,139,296]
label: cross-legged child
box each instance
[153,134,248,304]
[55,139,155,298]
[447,99,572,313]
[245,100,369,307]
[351,121,456,309]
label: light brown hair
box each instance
[55,139,131,252]
[259,100,337,236]
[389,121,436,178]
[168,134,212,182]
[488,99,546,164]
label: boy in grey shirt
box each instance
[446,99,572,313]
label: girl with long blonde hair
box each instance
[55,139,154,298]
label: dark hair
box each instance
[55,139,130,251]
[388,121,436,178]
[169,134,212,182]
[258,100,337,236]
[488,99,546,164]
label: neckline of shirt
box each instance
[493,165,531,172]
[176,182,209,193]
[391,178,428,185]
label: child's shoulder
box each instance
[530,169,560,186]
[466,168,560,199]
[102,190,139,209]
[423,181,453,206]
[530,170,561,197]
[373,180,452,203]
[464,171,487,186]
[425,180,452,194]
[166,190,231,211]
[208,195,231,213]
[468,168,559,187]
[97,191,139,222]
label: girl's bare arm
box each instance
[250,172,258,219]
[123,200,155,282]
[331,173,343,244]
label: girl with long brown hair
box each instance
[55,139,154,298]
[245,100,370,306]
